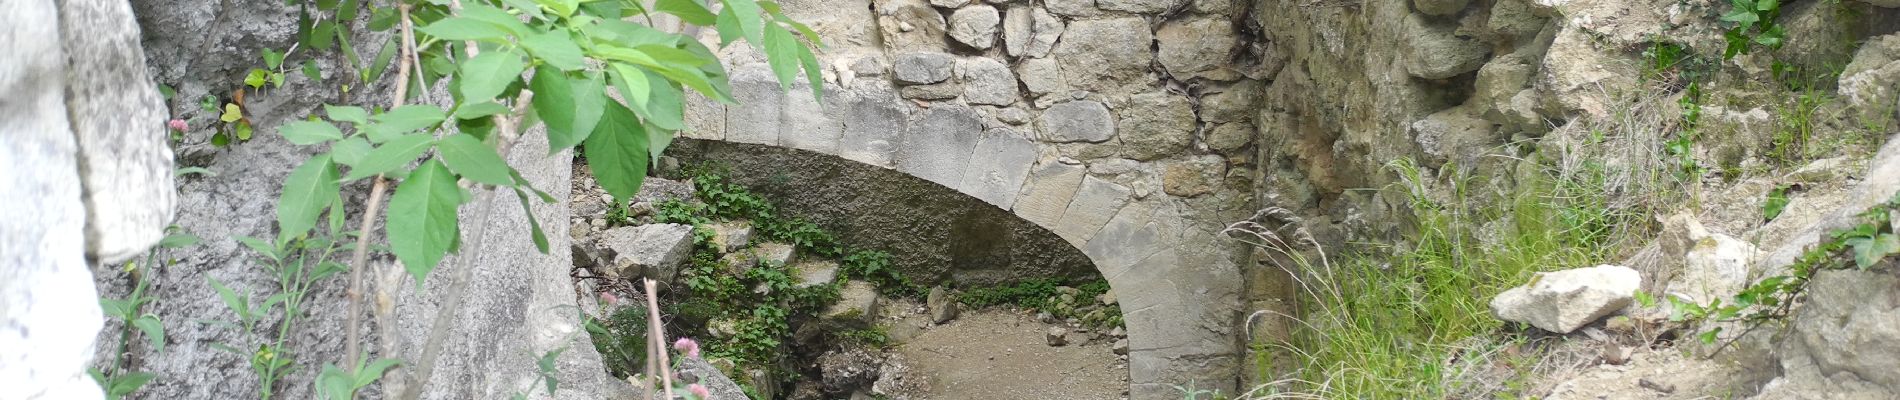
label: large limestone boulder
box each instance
[1491,265,1642,333]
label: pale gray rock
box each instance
[62,0,176,264]
[1490,265,1642,333]
[958,128,1038,208]
[1411,106,1500,169]
[947,5,1001,50]
[1046,326,1069,346]
[824,281,883,325]
[1097,0,1184,13]
[897,105,984,187]
[1403,13,1490,79]
[1666,233,1757,305]
[711,220,755,253]
[899,82,963,100]
[677,357,751,399]
[840,86,910,167]
[1025,7,1065,58]
[1016,57,1067,95]
[1789,268,1900,389]
[957,58,1019,106]
[1002,5,1034,57]
[794,260,841,289]
[877,0,949,51]
[1052,17,1154,92]
[893,52,955,85]
[1044,0,1099,16]
[602,224,696,282]
[1117,92,1196,161]
[1205,122,1255,152]
[1038,100,1116,143]
[927,286,960,323]
[1156,17,1240,81]
[721,242,798,275]
[1163,155,1227,198]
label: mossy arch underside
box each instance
[675,71,1247,398]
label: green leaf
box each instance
[280,120,345,145]
[326,105,370,125]
[246,69,267,89]
[719,0,764,46]
[456,101,512,119]
[132,315,167,353]
[632,70,684,131]
[234,236,278,261]
[316,364,354,400]
[655,0,716,25]
[796,43,824,102]
[332,137,373,166]
[158,232,202,248]
[388,159,462,286]
[522,30,587,71]
[278,154,339,242]
[355,358,403,388]
[458,4,533,37]
[584,101,649,203]
[646,121,674,166]
[303,60,322,80]
[460,51,527,102]
[262,48,284,69]
[530,68,607,153]
[513,188,551,254]
[100,299,131,320]
[533,0,580,18]
[1764,185,1790,221]
[221,104,243,123]
[762,23,802,92]
[609,64,651,109]
[309,20,338,49]
[1721,9,1759,25]
[363,105,448,141]
[1757,0,1778,11]
[437,134,516,186]
[341,134,434,182]
[207,276,250,322]
[235,120,254,141]
[416,17,510,42]
[106,372,156,398]
[503,0,546,19]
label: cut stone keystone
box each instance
[1490,265,1642,333]
[794,260,841,289]
[600,224,695,283]
[824,281,882,326]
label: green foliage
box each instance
[205,232,352,399]
[91,227,200,399]
[587,303,650,379]
[1764,184,1792,222]
[314,357,402,400]
[959,278,1061,310]
[1256,158,1647,398]
[1668,82,1705,177]
[1721,0,1785,60]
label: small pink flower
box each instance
[167,119,188,132]
[599,292,620,306]
[672,337,700,359]
[687,384,710,399]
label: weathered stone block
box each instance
[1038,100,1116,143]
[781,80,850,154]
[947,5,1000,49]
[1013,160,1087,228]
[710,220,755,253]
[958,128,1038,208]
[1016,57,1067,95]
[1162,155,1226,197]
[721,242,798,275]
[726,64,784,145]
[957,58,1019,106]
[1490,265,1641,333]
[897,105,983,189]
[1204,122,1254,152]
[1053,17,1153,92]
[840,86,909,167]
[899,82,963,100]
[1055,176,1133,245]
[1156,17,1239,81]
[823,281,883,325]
[602,224,696,281]
[1402,13,1489,79]
[1117,92,1195,161]
[877,0,949,51]
[794,260,841,289]
[893,52,955,85]
[1097,0,1184,13]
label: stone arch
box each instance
[681,63,1246,398]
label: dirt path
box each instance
[894,310,1126,400]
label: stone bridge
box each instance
[675,0,1270,393]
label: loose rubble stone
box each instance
[818,348,884,392]
[1113,338,1130,355]
[825,281,883,325]
[601,224,696,281]
[1490,265,1642,333]
[710,220,754,253]
[893,52,955,84]
[1047,327,1070,346]
[1038,100,1116,143]
[927,286,960,323]
[947,5,1001,50]
[1025,7,1065,57]
[957,58,1019,105]
[720,242,798,275]
[1668,233,1758,305]
[794,260,841,289]
[1016,57,1066,95]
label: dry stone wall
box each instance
[678,0,1269,396]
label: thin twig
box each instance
[344,1,417,373]
[643,279,675,399]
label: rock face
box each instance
[1490,265,1642,333]
[2,1,173,398]
[1402,13,1489,79]
[1789,269,1900,389]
